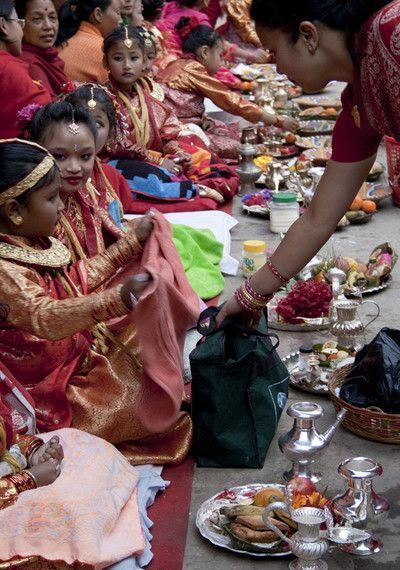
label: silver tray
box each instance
[345,275,392,297]
[283,351,354,396]
[268,318,330,332]
[196,483,291,558]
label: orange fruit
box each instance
[349,196,364,211]
[324,107,337,115]
[362,200,377,213]
[253,487,285,507]
[285,132,296,144]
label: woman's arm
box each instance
[217,155,376,321]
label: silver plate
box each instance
[345,275,392,297]
[196,484,291,558]
[283,351,355,396]
[268,319,330,332]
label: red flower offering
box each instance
[276,280,332,324]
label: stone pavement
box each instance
[183,139,400,567]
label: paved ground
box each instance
[183,86,400,569]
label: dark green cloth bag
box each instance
[190,307,289,468]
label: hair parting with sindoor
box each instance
[56,0,112,45]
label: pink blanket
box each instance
[0,428,145,569]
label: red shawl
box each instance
[20,43,67,98]
[331,1,400,163]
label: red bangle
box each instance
[266,258,289,284]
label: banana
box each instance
[220,505,266,519]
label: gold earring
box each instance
[14,216,23,225]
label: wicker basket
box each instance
[328,364,400,444]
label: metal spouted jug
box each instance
[329,299,380,351]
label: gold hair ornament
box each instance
[88,86,97,110]
[124,26,133,49]
[68,108,80,135]
[0,139,55,206]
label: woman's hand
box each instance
[215,296,256,327]
[27,458,61,487]
[280,115,299,132]
[30,436,64,466]
[250,48,270,64]
[120,273,152,309]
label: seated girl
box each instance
[0,139,198,464]
[0,367,146,568]
[22,100,153,260]
[157,17,298,159]
[103,25,239,204]
[16,0,68,97]
[158,0,268,69]
[65,82,232,214]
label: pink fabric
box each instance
[134,212,199,432]
[0,428,145,569]
[159,1,210,53]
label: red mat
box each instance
[146,201,233,568]
[148,456,195,570]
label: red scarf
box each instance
[20,43,67,97]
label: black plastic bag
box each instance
[340,327,400,413]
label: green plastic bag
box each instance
[190,307,289,468]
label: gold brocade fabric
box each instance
[158,58,263,124]
[0,479,18,510]
[0,558,90,569]
[224,0,261,47]
[0,236,192,464]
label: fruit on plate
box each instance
[312,341,353,366]
[349,195,377,213]
[287,476,317,496]
[253,487,285,507]
[285,131,297,144]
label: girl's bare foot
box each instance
[30,436,64,466]
[27,458,61,487]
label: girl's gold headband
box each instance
[0,139,56,205]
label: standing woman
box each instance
[217,0,396,324]
[56,0,122,82]
[0,0,50,137]
[16,0,68,97]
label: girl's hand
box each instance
[120,273,152,309]
[30,436,64,466]
[280,115,299,132]
[161,157,182,175]
[27,458,61,487]
[132,210,155,244]
[172,152,193,172]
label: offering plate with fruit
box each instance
[196,478,331,557]
[196,477,363,559]
[283,340,355,396]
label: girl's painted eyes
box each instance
[95,121,104,128]
[52,153,65,161]
[81,153,94,161]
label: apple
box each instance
[287,476,317,496]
